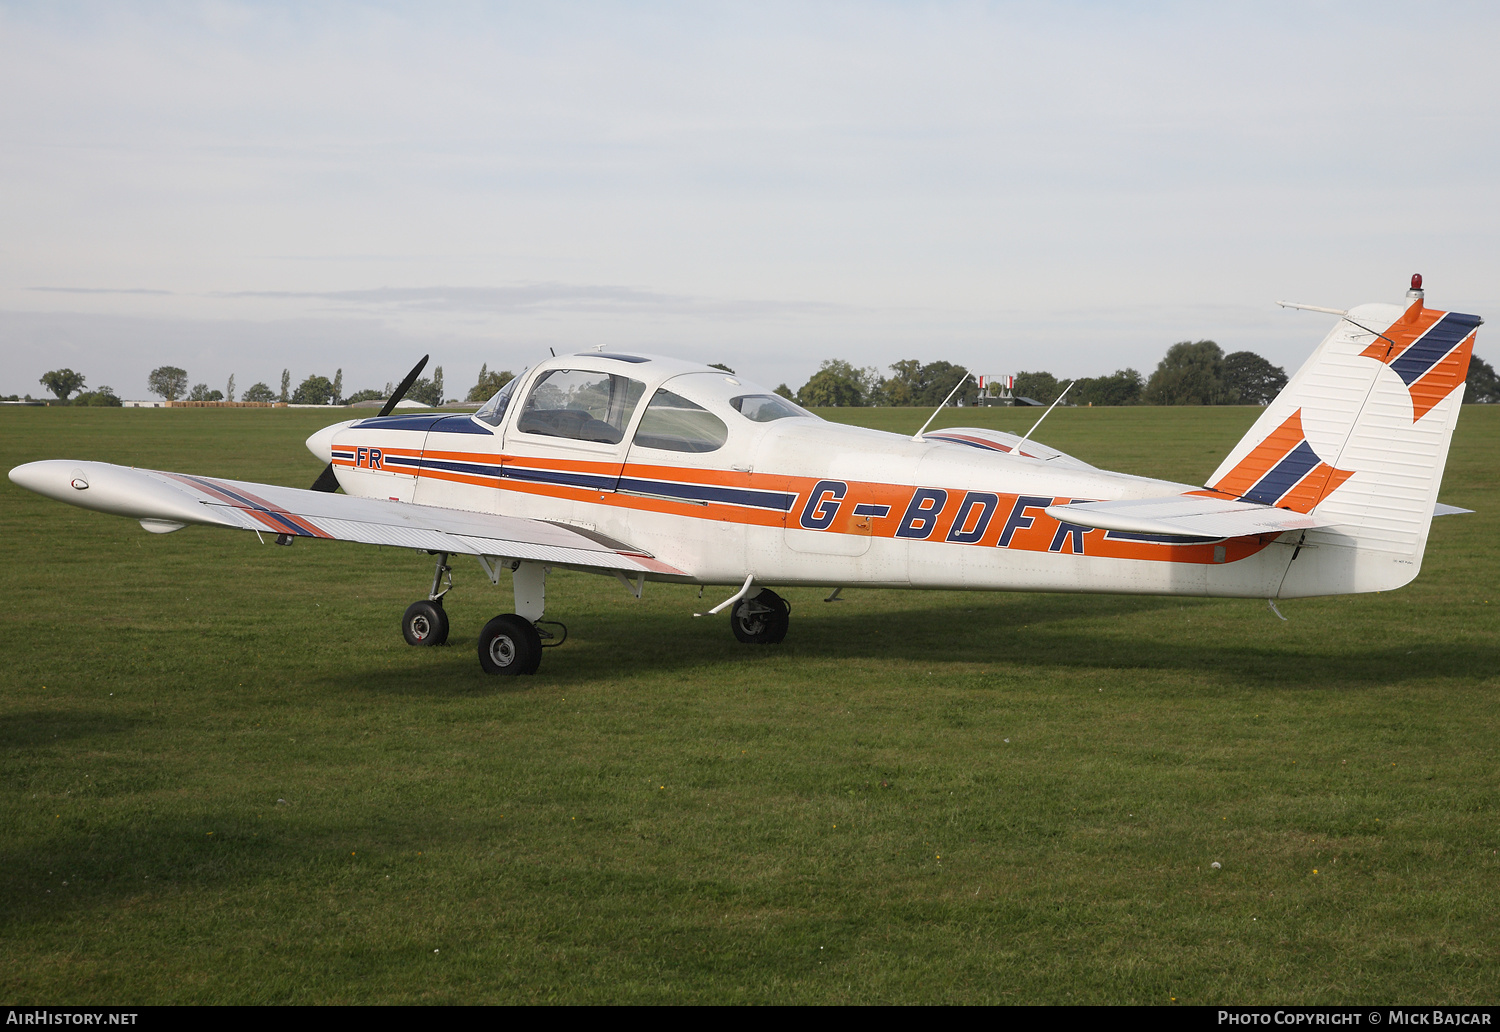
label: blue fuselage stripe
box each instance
[618,477,794,510]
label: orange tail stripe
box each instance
[1211,409,1305,498]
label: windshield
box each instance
[516,369,647,445]
[474,375,519,427]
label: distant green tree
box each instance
[796,369,862,407]
[467,363,516,403]
[1223,351,1287,405]
[331,368,343,404]
[279,369,291,403]
[187,383,222,401]
[1144,341,1232,405]
[773,383,794,400]
[292,375,335,405]
[874,360,974,407]
[796,359,880,407]
[148,366,189,401]
[242,382,276,403]
[708,363,736,374]
[39,368,86,401]
[72,385,122,407]
[1072,368,1143,406]
[877,360,924,406]
[408,367,444,407]
[1013,371,1063,405]
[915,361,975,407]
[1465,355,1500,403]
[226,373,236,402]
[344,388,386,404]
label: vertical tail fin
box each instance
[1205,282,1481,597]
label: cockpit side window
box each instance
[731,394,812,422]
[474,375,519,427]
[632,389,729,453]
[516,369,647,445]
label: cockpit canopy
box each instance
[473,358,816,455]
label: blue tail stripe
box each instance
[1390,312,1482,386]
[1242,440,1320,506]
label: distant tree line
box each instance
[786,343,1500,408]
[28,349,1500,410]
[788,343,1297,408]
[136,365,452,407]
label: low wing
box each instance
[9,460,684,576]
[1045,495,1333,539]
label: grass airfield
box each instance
[1,403,1496,1005]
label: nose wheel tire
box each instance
[402,600,450,646]
[731,589,790,645]
[478,614,543,675]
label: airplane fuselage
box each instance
[317,356,1297,599]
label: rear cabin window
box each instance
[632,390,729,453]
[731,394,811,422]
[516,369,646,445]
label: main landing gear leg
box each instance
[401,552,452,646]
[477,561,549,675]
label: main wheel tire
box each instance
[477,614,543,675]
[402,600,450,646]
[731,589,790,645]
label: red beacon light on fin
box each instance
[1411,273,1423,290]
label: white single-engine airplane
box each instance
[10,276,1481,675]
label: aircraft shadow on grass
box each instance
[0,709,141,750]
[335,591,1496,694]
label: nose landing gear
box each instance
[401,599,449,646]
[401,552,454,647]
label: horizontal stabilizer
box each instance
[1045,495,1334,540]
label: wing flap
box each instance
[1046,495,1335,539]
[10,460,685,576]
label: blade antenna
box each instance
[912,370,972,441]
[310,353,429,493]
[1012,380,1076,455]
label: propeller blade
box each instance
[309,463,341,494]
[379,354,430,417]
[309,353,430,493]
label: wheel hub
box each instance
[488,634,516,666]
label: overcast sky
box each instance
[2,1,1497,401]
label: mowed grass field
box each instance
[1,402,1496,1004]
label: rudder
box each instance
[1204,281,1481,597]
